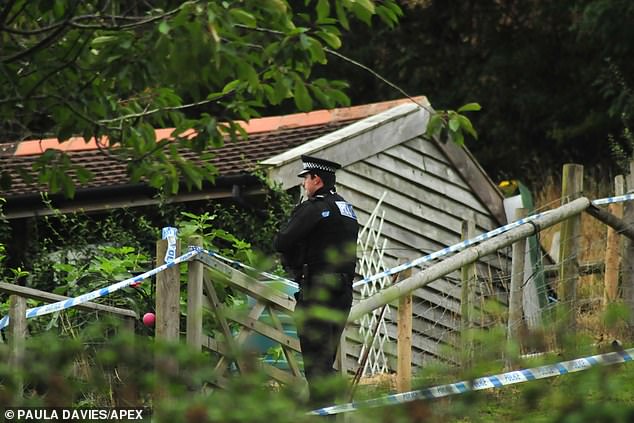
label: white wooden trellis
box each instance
[356,192,391,376]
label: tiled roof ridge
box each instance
[4,97,423,158]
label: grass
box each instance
[349,339,634,422]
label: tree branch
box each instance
[0,94,48,106]
[0,0,82,64]
[68,5,183,30]
[48,94,101,129]
[0,20,66,35]
[233,23,433,114]
[1,20,70,63]
[0,3,182,36]
[0,0,18,25]
[98,93,235,125]
[323,47,433,114]
[24,33,93,100]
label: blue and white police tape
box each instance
[592,193,634,206]
[190,246,299,289]
[0,249,201,330]
[351,192,634,288]
[352,210,549,288]
[309,347,634,416]
[162,226,178,263]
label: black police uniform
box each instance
[273,157,358,407]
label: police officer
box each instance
[274,155,358,407]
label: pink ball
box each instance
[142,312,155,327]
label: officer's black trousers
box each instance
[294,272,353,409]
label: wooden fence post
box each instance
[9,294,27,402]
[396,264,413,393]
[604,175,625,305]
[622,162,634,326]
[116,316,139,406]
[558,164,583,337]
[155,236,181,397]
[508,208,527,344]
[186,236,204,351]
[156,237,181,342]
[460,219,476,367]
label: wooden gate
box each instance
[188,250,305,388]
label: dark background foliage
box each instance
[320,0,634,186]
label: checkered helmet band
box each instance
[302,161,337,173]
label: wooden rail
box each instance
[189,251,304,388]
[349,197,592,322]
[0,282,137,403]
[0,282,138,319]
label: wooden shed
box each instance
[1,96,511,373]
[263,98,510,372]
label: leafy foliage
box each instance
[0,175,293,331]
[0,303,633,421]
[425,102,481,146]
[0,0,401,197]
[325,0,634,184]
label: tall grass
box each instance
[532,165,629,342]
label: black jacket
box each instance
[274,188,358,276]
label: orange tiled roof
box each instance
[1,98,419,198]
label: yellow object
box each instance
[498,179,519,197]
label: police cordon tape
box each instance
[591,192,634,206]
[0,193,630,330]
[190,246,299,289]
[190,191,633,290]
[0,249,200,330]
[352,210,549,288]
[351,193,634,288]
[0,245,297,331]
[308,347,634,416]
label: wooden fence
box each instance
[154,236,304,389]
[3,162,634,397]
[0,281,137,401]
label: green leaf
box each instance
[351,0,375,24]
[326,88,350,106]
[457,115,478,140]
[448,116,460,132]
[299,33,311,50]
[62,174,76,198]
[335,1,349,30]
[316,0,330,21]
[426,113,443,137]
[316,30,341,49]
[309,84,334,108]
[451,128,464,146]
[355,0,376,14]
[74,167,94,184]
[294,80,313,111]
[262,84,278,105]
[91,36,118,47]
[158,21,170,35]
[57,125,74,142]
[273,77,291,101]
[229,9,257,27]
[306,37,327,63]
[180,162,203,190]
[0,171,12,190]
[53,1,65,19]
[222,79,241,93]
[457,102,482,113]
[149,172,164,188]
